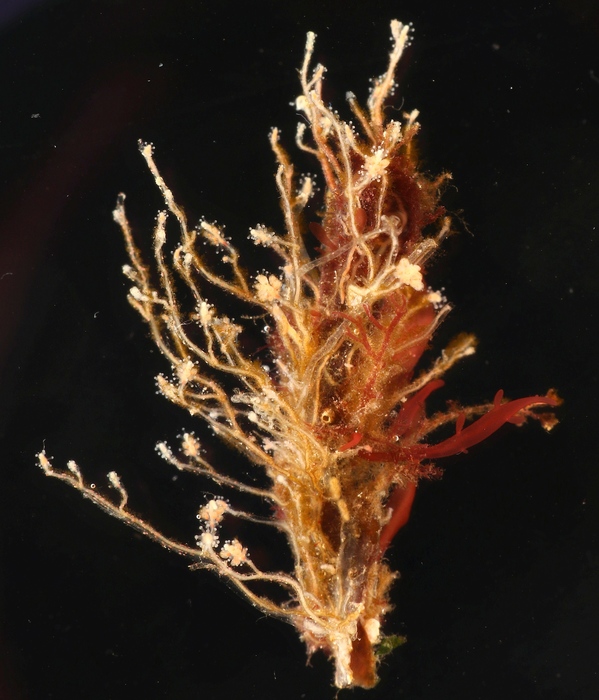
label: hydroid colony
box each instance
[39,21,558,689]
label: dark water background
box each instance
[0,1,598,698]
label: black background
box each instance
[1,1,598,698]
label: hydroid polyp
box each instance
[39,20,559,689]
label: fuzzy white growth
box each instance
[220,539,248,566]
[198,499,228,529]
[394,258,424,291]
[364,618,381,644]
[254,274,283,302]
[180,432,201,458]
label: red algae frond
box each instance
[38,21,559,689]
